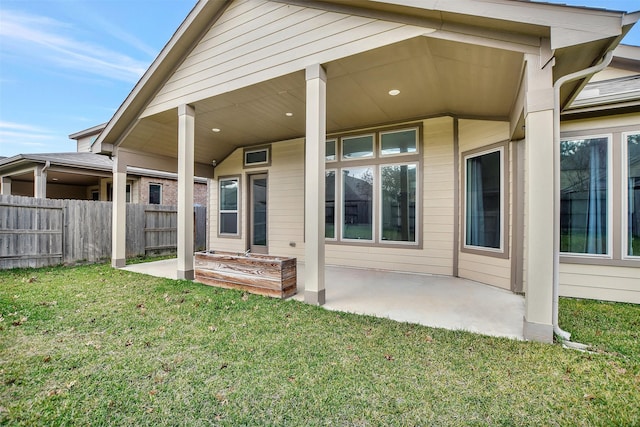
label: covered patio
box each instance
[122,259,525,340]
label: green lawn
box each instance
[1,264,638,426]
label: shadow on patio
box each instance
[121,259,525,340]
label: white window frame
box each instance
[341,133,376,161]
[244,147,270,167]
[622,131,640,260]
[326,139,338,163]
[379,161,419,246]
[325,168,338,241]
[379,127,419,158]
[559,134,613,259]
[340,165,376,243]
[219,177,240,237]
[463,146,505,254]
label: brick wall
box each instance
[137,176,207,206]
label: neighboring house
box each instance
[91,0,639,343]
[558,44,640,304]
[0,124,209,205]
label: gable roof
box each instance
[93,0,638,155]
[564,44,640,118]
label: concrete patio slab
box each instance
[121,259,525,340]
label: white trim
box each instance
[622,130,640,260]
[325,168,338,241]
[379,127,419,158]
[378,161,419,246]
[341,133,376,161]
[219,177,240,237]
[325,139,338,163]
[244,147,269,167]
[341,165,375,243]
[462,146,505,254]
[558,133,613,259]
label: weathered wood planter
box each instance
[194,250,297,298]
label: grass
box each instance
[1,264,639,426]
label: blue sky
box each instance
[0,0,638,157]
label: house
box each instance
[558,44,640,303]
[91,0,639,343]
[0,124,209,205]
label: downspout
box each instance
[552,50,614,342]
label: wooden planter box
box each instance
[194,250,297,298]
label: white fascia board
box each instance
[372,0,625,49]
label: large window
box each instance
[342,167,374,241]
[560,137,609,255]
[325,125,421,246]
[325,170,336,239]
[219,178,239,236]
[626,132,640,258]
[381,164,416,242]
[464,148,503,251]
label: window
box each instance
[326,124,421,246]
[325,170,336,239]
[326,139,337,162]
[342,134,374,160]
[464,148,503,251]
[149,184,162,205]
[106,183,132,203]
[381,164,416,242]
[342,167,374,241]
[626,132,640,258]
[219,178,239,235]
[560,137,609,255]
[380,129,417,156]
[244,146,270,167]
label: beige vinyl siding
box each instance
[266,139,305,260]
[559,263,640,303]
[143,0,428,117]
[209,150,246,254]
[561,113,639,133]
[208,116,457,276]
[458,119,513,290]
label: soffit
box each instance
[119,36,523,164]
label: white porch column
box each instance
[1,176,11,195]
[304,64,327,305]
[112,153,127,268]
[522,52,554,343]
[34,165,47,199]
[177,104,195,280]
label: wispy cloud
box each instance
[0,121,58,150]
[0,10,148,83]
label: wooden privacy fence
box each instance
[0,195,207,269]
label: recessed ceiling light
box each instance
[285,112,293,117]
[211,128,221,132]
[388,89,400,96]
[52,178,59,181]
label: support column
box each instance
[111,153,127,268]
[522,52,554,343]
[99,178,109,201]
[34,165,47,198]
[177,104,195,280]
[1,176,11,195]
[304,64,326,305]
